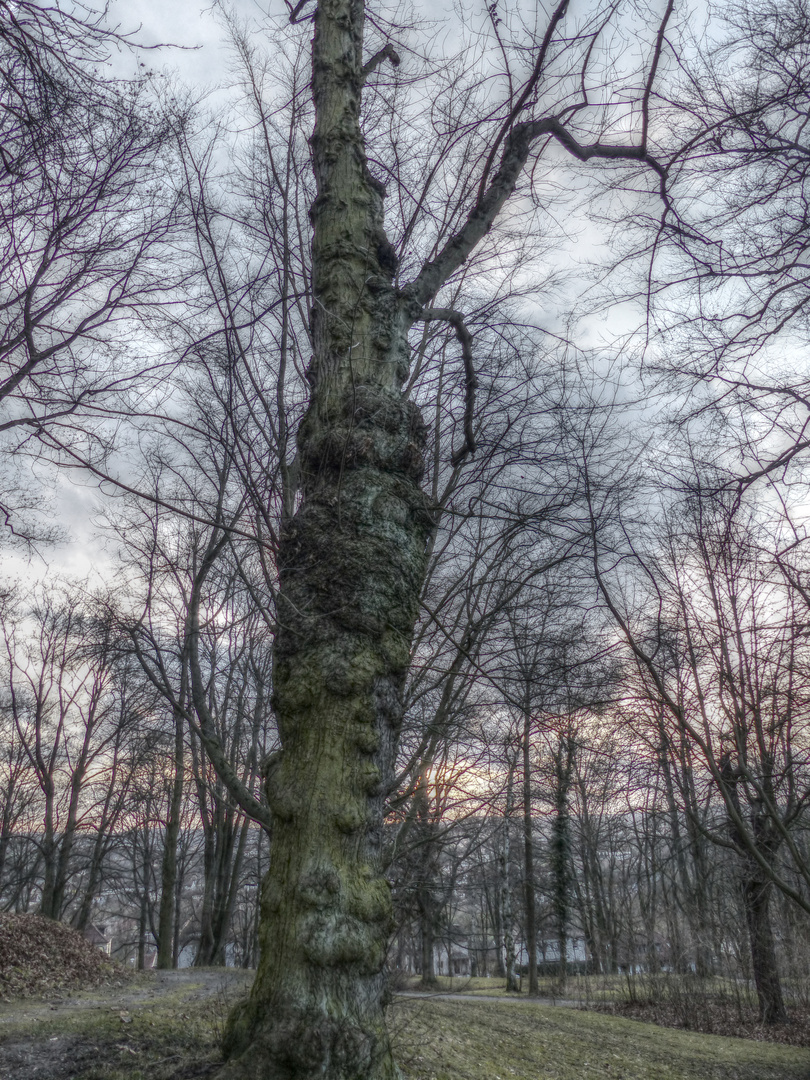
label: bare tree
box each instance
[586,457,810,1022]
[0,2,187,543]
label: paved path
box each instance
[396,990,582,1008]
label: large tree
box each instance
[205,0,678,1076]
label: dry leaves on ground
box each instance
[596,999,810,1046]
[0,913,125,1000]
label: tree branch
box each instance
[285,0,316,24]
[417,308,477,466]
[360,42,400,85]
[409,117,668,304]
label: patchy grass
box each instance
[3,972,810,1079]
[0,970,247,1080]
[400,975,514,997]
[398,973,810,1045]
[390,997,810,1080]
[398,973,631,1000]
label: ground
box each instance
[399,975,810,1046]
[391,997,810,1080]
[1,971,810,1080]
[0,969,251,1080]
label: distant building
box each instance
[517,936,590,973]
[83,922,113,956]
[434,941,472,977]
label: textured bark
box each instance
[212,0,671,1069]
[219,0,431,1075]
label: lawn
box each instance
[391,996,810,1080]
[398,973,628,999]
[2,972,809,1079]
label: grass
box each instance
[2,973,809,1079]
[0,972,239,1079]
[399,973,625,999]
[390,996,810,1080]
[398,971,788,1006]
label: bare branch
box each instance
[285,0,316,24]
[360,42,400,85]
[417,308,478,466]
[409,117,668,304]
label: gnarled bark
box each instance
[219,1,431,1076]
[214,0,676,1072]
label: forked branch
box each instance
[409,0,676,305]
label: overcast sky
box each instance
[106,0,248,84]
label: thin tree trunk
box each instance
[137,839,151,970]
[522,705,538,996]
[500,757,520,992]
[744,875,788,1024]
[74,830,108,933]
[551,735,574,993]
[419,899,436,985]
[211,813,251,966]
[721,755,788,1024]
[158,703,185,969]
[174,851,186,967]
[38,781,58,920]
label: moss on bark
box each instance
[218,1,433,1076]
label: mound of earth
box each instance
[0,913,123,1000]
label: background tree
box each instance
[0,1,186,543]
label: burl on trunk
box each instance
[219,0,432,1076]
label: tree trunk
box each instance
[73,829,108,933]
[416,810,440,988]
[491,864,505,979]
[158,704,185,969]
[720,756,788,1024]
[419,902,436,985]
[550,736,574,993]
[196,815,218,966]
[522,705,539,996]
[220,0,432,1074]
[744,875,788,1024]
[38,781,58,920]
[500,756,520,992]
[137,840,151,971]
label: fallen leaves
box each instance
[0,913,122,1000]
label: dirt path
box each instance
[396,989,581,1007]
